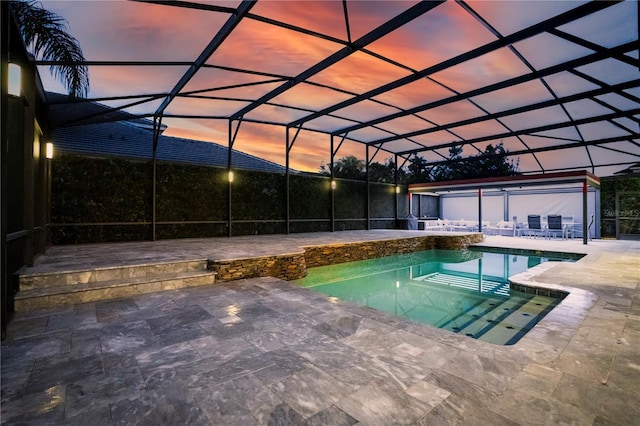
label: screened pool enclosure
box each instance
[30,0,639,240]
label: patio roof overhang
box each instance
[409,170,600,194]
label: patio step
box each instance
[15,260,216,311]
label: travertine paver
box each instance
[1,232,639,425]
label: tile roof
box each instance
[49,94,288,174]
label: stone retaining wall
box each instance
[305,234,482,267]
[209,233,483,282]
[208,252,307,281]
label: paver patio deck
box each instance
[1,230,639,425]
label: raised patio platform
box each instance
[15,230,482,311]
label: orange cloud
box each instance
[207,18,343,76]
[271,84,354,112]
[89,66,188,98]
[250,1,348,41]
[365,1,495,71]
[309,51,411,95]
[373,78,454,110]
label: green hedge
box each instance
[289,174,331,220]
[51,154,405,243]
[52,155,152,224]
[156,163,227,221]
[335,179,366,220]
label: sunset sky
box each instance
[38,1,639,175]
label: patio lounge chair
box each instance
[526,215,545,238]
[547,214,565,239]
[423,219,446,231]
[486,220,515,236]
[513,216,524,237]
[563,215,576,239]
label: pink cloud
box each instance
[250,1,348,40]
[346,1,423,41]
[270,84,354,111]
[88,66,188,98]
[373,78,454,110]
[45,1,228,61]
[309,51,411,94]
[207,18,343,76]
[365,1,495,71]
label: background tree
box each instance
[406,155,433,184]
[432,142,519,181]
[368,157,397,183]
[320,143,518,184]
[10,0,89,98]
[320,155,365,180]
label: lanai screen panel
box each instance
[36,0,638,175]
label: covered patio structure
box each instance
[409,170,601,244]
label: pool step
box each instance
[418,272,510,296]
[15,260,216,312]
[446,296,555,344]
[444,297,524,336]
[478,296,558,345]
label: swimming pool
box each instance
[294,248,580,345]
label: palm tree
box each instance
[10,0,89,98]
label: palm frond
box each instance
[10,0,89,98]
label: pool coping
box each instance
[18,232,601,353]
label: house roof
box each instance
[50,96,289,173]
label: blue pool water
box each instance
[294,248,579,345]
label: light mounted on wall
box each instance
[228,170,234,183]
[45,142,54,159]
[395,186,401,194]
[331,180,336,190]
[8,63,21,97]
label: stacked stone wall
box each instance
[209,252,307,281]
[209,234,483,282]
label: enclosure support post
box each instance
[583,181,588,245]
[409,192,413,217]
[228,120,232,238]
[478,188,483,234]
[503,191,509,221]
[285,125,302,235]
[366,145,370,230]
[394,154,399,227]
[285,127,290,235]
[152,115,162,241]
[330,135,335,232]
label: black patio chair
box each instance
[547,214,565,239]
[526,215,545,238]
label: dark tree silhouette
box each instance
[10,0,89,98]
[320,143,518,184]
[432,142,519,181]
[368,158,397,183]
[406,155,433,184]
[320,155,366,180]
